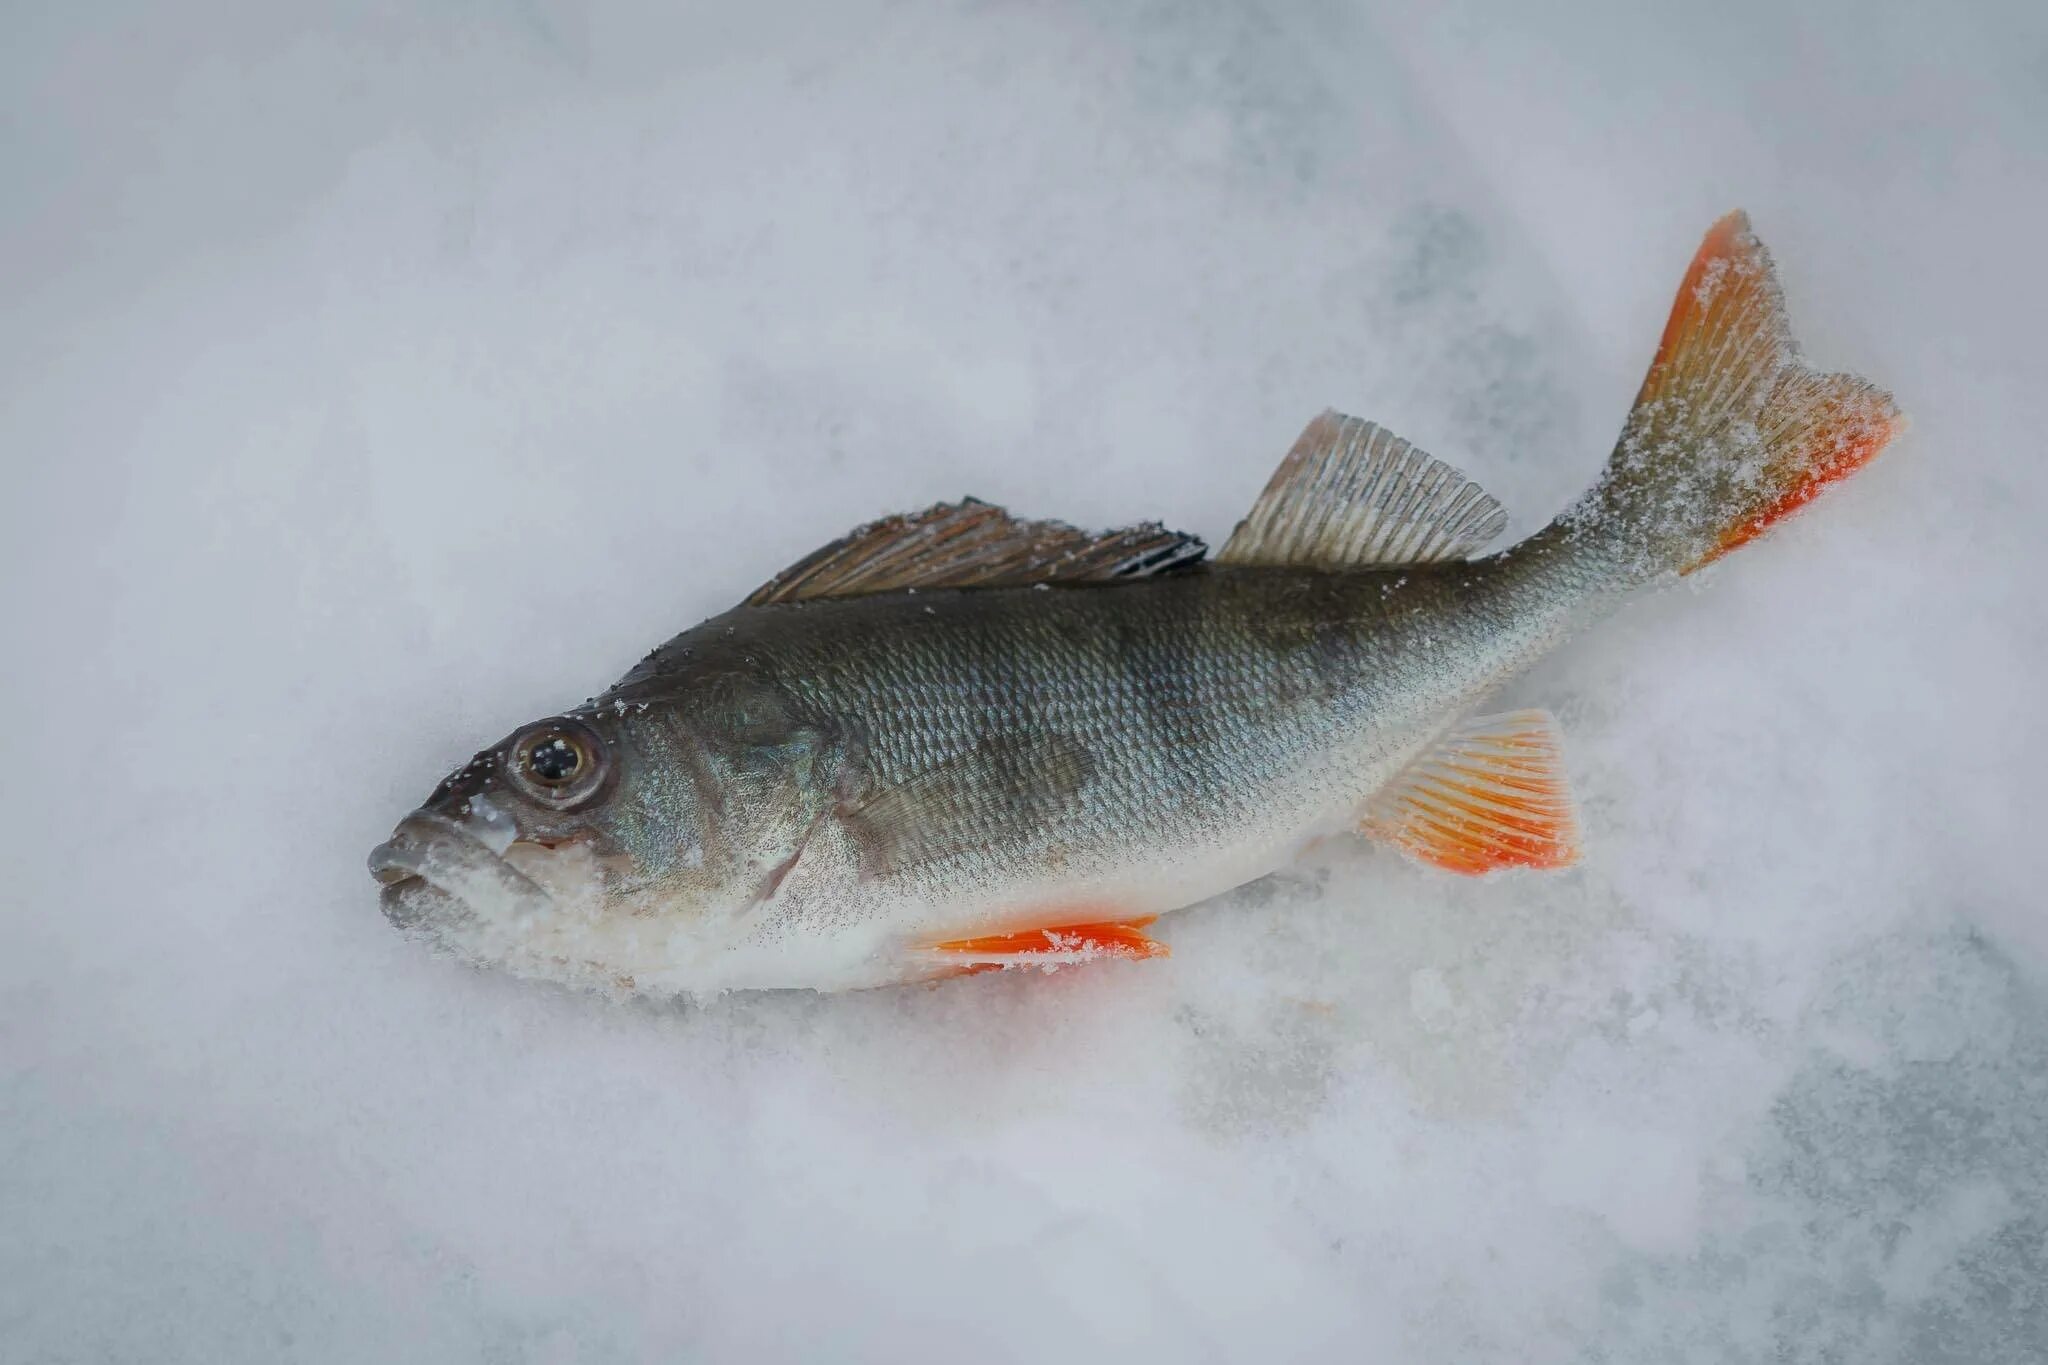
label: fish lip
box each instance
[368,811,551,910]
[379,876,451,930]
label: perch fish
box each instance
[370,213,1901,994]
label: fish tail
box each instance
[1558,211,1902,581]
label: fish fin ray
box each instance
[1567,210,1903,578]
[841,733,1096,878]
[1364,709,1581,875]
[747,499,1206,604]
[923,915,1168,972]
[1216,411,1509,569]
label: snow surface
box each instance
[4,1,2046,1360]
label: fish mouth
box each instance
[369,812,552,931]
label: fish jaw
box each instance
[369,811,561,950]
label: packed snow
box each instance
[4,1,2045,1360]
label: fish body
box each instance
[606,554,1585,989]
[371,213,1900,995]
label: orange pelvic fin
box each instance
[1364,710,1581,876]
[926,916,1169,974]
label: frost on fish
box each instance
[1558,211,1900,582]
[368,212,1901,996]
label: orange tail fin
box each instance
[1574,212,1902,578]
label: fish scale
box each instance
[715,566,1532,897]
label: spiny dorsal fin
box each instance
[747,498,1206,605]
[1363,709,1580,875]
[1217,411,1509,569]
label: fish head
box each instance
[369,682,858,992]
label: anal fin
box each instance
[1364,710,1581,875]
[924,916,1169,974]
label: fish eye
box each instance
[508,718,610,808]
[528,736,581,784]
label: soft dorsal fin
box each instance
[747,498,1206,605]
[1217,411,1509,569]
[1362,709,1580,875]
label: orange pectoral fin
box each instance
[925,916,1169,975]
